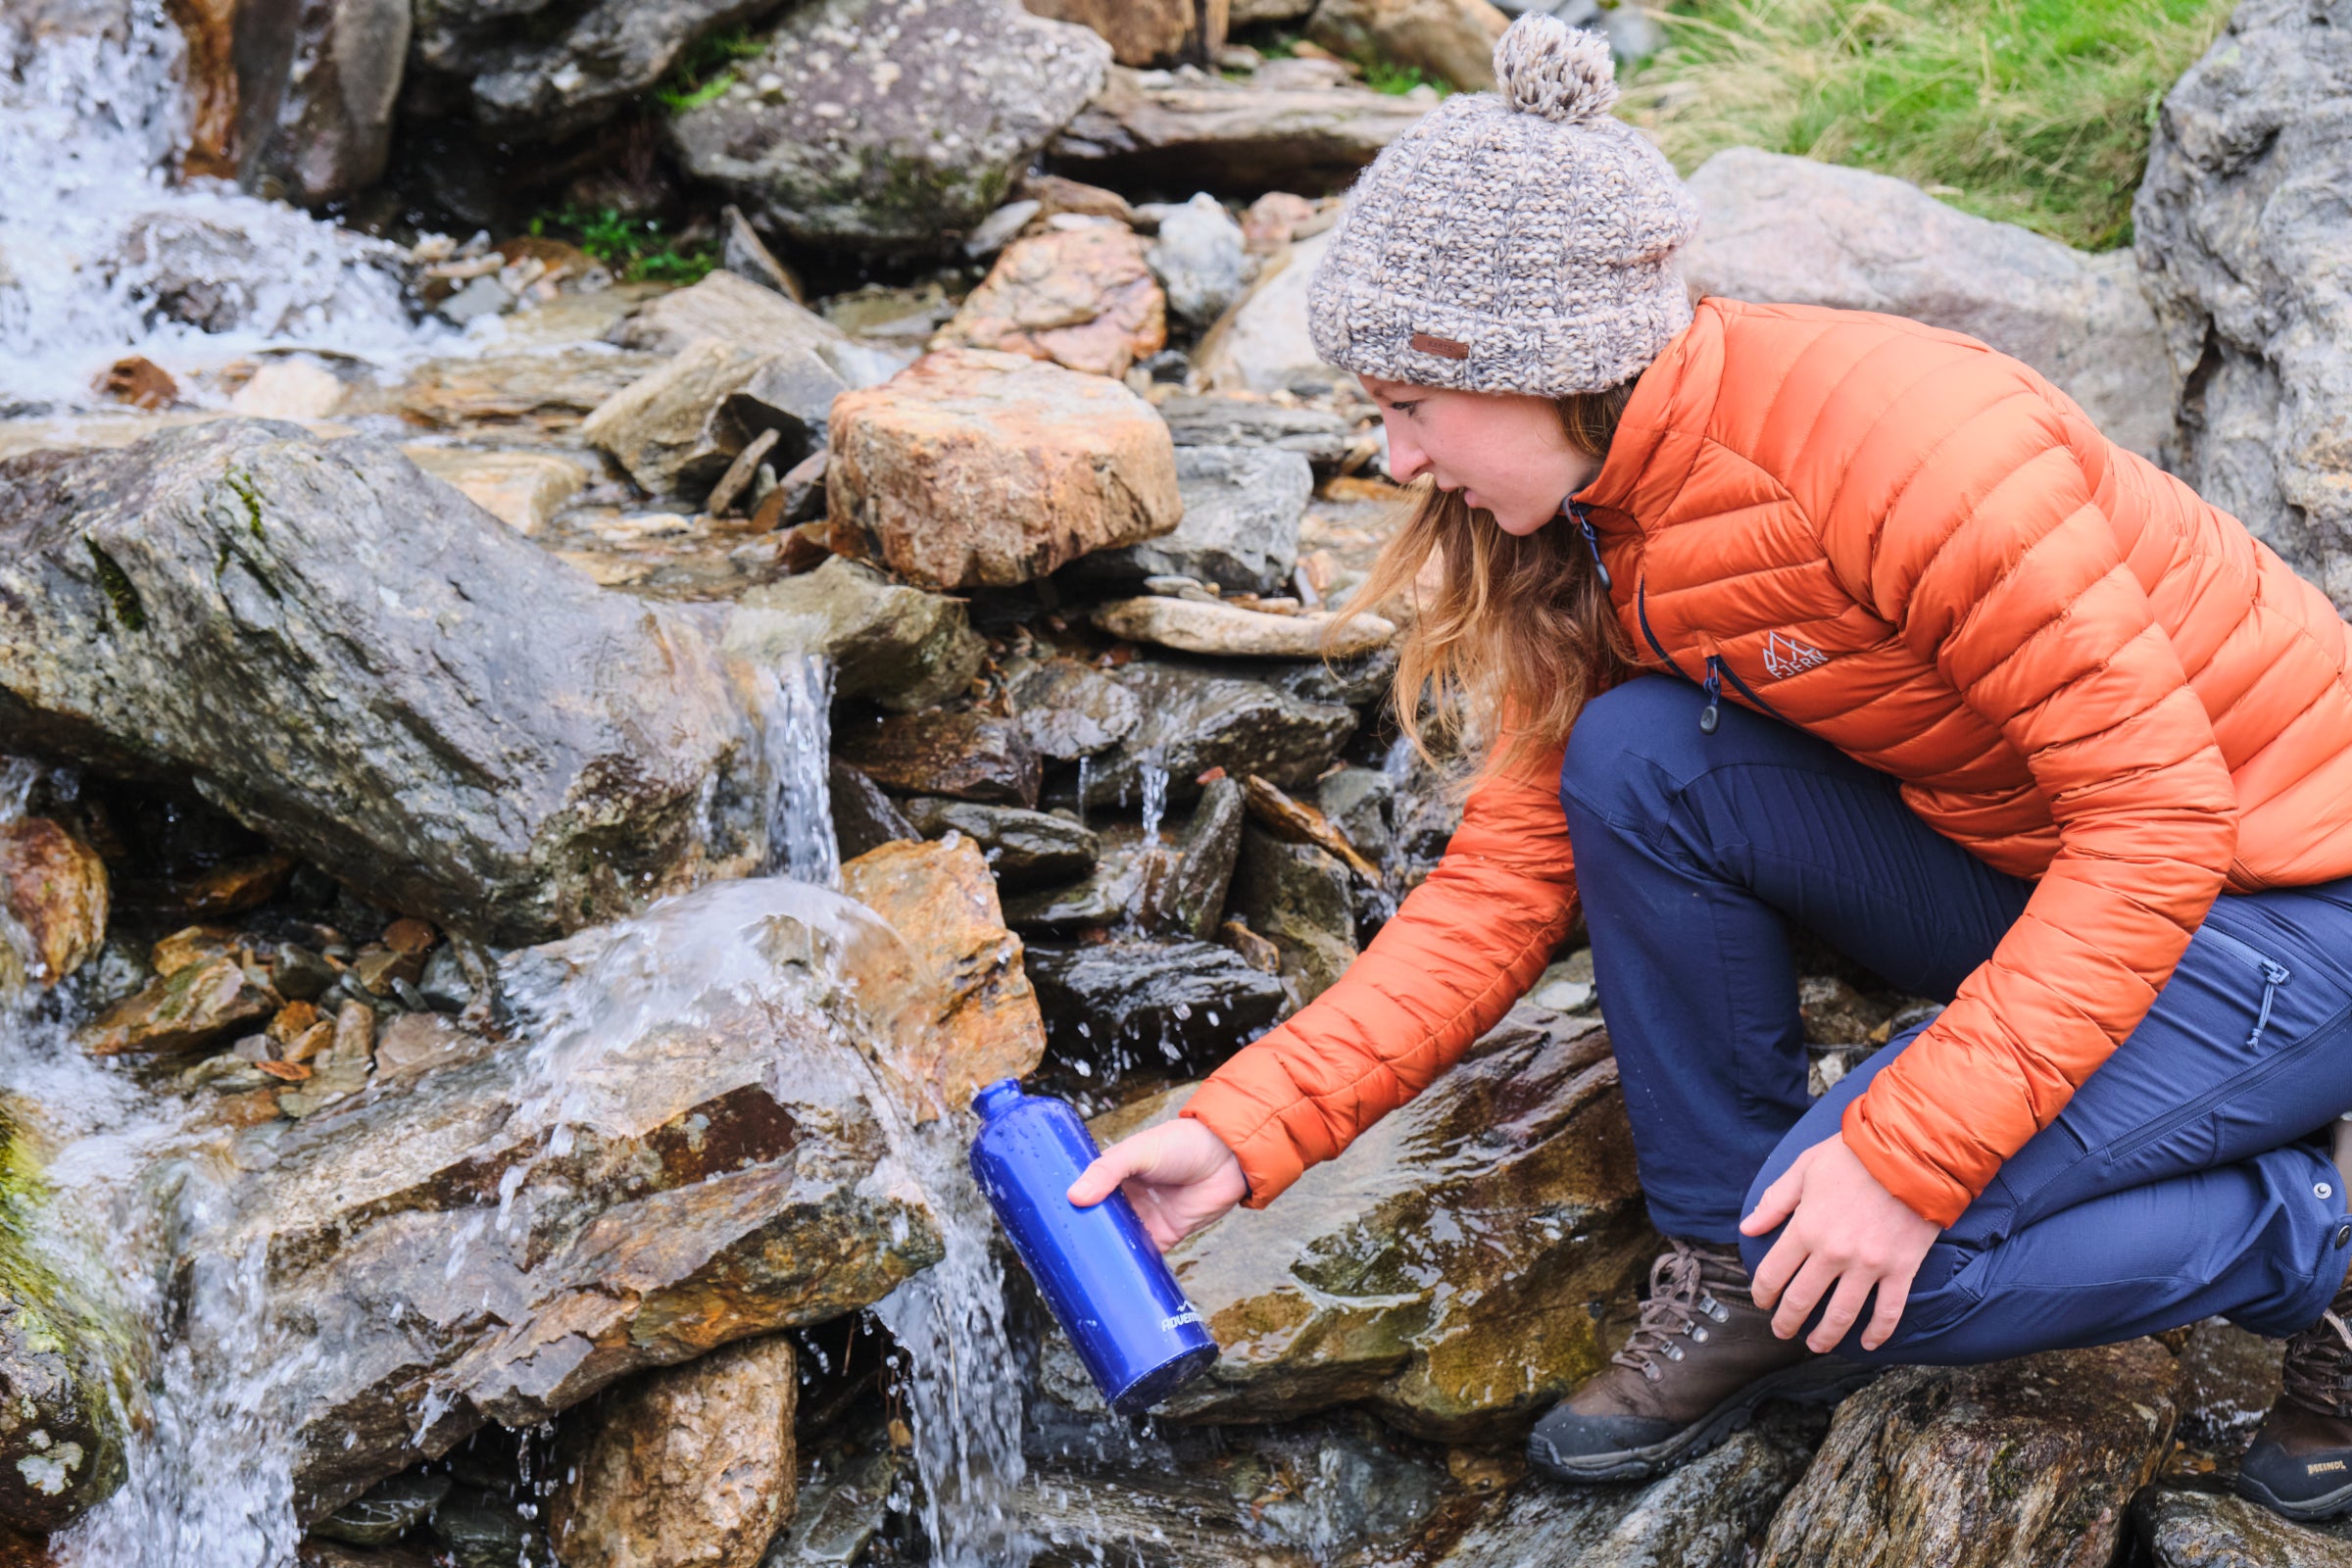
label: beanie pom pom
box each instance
[1493,13,1620,124]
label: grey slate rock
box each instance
[1062,445,1311,596]
[724,558,984,714]
[901,798,1100,891]
[1072,660,1356,808]
[666,0,1112,252]
[828,761,917,860]
[1024,938,1288,1070]
[1164,776,1244,940]
[1154,394,1358,472]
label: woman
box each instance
[1069,14,2352,1523]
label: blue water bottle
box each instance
[968,1078,1219,1414]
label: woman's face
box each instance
[1362,374,1601,536]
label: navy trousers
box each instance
[1561,676,2352,1361]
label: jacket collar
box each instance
[1571,297,1725,537]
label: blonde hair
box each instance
[1348,381,1641,775]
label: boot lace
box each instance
[2284,1304,2352,1418]
[1611,1239,1740,1383]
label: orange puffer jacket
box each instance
[1182,297,2352,1228]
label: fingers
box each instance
[1770,1254,1838,1343]
[1807,1271,1876,1354]
[1740,1148,1813,1238]
[1860,1264,1917,1352]
[1067,1145,1143,1206]
[1749,1223,1801,1313]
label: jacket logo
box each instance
[1761,632,1828,680]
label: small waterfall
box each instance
[1138,756,1170,847]
[747,654,842,890]
[0,0,427,410]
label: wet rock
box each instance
[1154,394,1357,471]
[1093,596,1396,660]
[422,1488,546,1568]
[0,817,108,990]
[665,0,1112,253]
[1796,975,1894,1047]
[1142,192,1250,327]
[835,711,1042,808]
[935,225,1168,379]
[78,956,277,1055]
[2134,0,2352,610]
[997,828,1170,936]
[1066,445,1312,596]
[1756,1341,2180,1567]
[722,559,984,714]
[0,422,757,945]
[548,1337,798,1568]
[1231,825,1355,1005]
[1196,228,1340,395]
[401,448,590,537]
[391,346,668,432]
[583,337,843,499]
[827,763,917,860]
[370,1011,472,1080]
[1308,0,1509,92]
[1075,660,1356,808]
[311,1472,452,1546]
[825,348,1180,591]
[409,0,780,140]
[1686,148,2173,462]
[226,0,409,204]
[839,836,1047,1116]
[1049,67,1429,197]
[1245,773,1380,883]
[1431,1419,1817,1566]
[1316,766,1394,865]
[721,207,806,303]
[1021,0,1216,67]
[899,799,1099,891]
[2132,1487,2352,1567]
[1006,658,1141,760]
[761,1446,899,1566]
[207,880,945,1521]
[1164,776,1244,940]
[608,272,893,389]
[1025,938,1288,1073]
[107,211,404,336]
[2176,1317,2283,1455]
[1112,1004,1647,1436]
[96,355,177,411]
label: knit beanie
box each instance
[1306,13,1699,397]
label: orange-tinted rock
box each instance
[0,817,109,989]
[150,924,239,977]
[95,356,178,411]
[181,853,294,916]
[547,1337,798,1568]
[381,917,435,954]
[80,956,278,1054]
[825,349,1179,590]
[841,836,1047,1119]
[1022,0,1220,66]
[936,225,1167,378]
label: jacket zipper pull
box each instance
[2248,957,2291,1050]
[1699,657,1723,735]
[1570,502,1613,591]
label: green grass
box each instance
[653,26,767,113]
[1363,58,1451,96]
[1618,0,2236,250]
[529,207,717,285]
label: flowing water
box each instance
[0,0,427,410]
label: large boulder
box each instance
[407,0,780,139]
[169,0,410,203]
[1093,1005,1651,1439]
[1755,1341,2180,1567]
[1049,66,1431,197]
[933,225,1168,380]
[665,0,1112,252]
[197,878,948,1520]
[825,349,1180,591]
[0,422,759,945]
[2133,0,2352,610]
[1684,147,2175,461]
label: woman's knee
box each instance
[1560,677,1708,820]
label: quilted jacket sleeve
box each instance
[1838,391,2240,1227]
[1180,739,1581,1207]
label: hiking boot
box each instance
[1526,1237,1878,1484]
[2238,1278,2352,1521]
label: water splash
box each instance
[746,654,841,889]
[1138,757,1170,847]
[0,0,429,409]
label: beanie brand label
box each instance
[1409,331,1471,361]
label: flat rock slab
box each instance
[666,0,1110,252]
[1101,1005,1650,1439]
[1025,936,1287,1073]
[2134,1486,2352,1567]
[1757,1340,2180,1568]
[1684,147,2173,461]
[205,878,947,1521]
[835,710,1043,808]
[1093,595,1394,660]
[401,447,590,535]
[826,348,1179,590]
[0,420,757,946]
[1049,66,1430,197]
[1070,659,1357,808]
[387,346,666,431]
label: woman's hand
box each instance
[1739,1132,1941,1353]
[1068,1118,1249,1252]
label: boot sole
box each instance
[2235,1470,2352,1523]
[1527,1357,1882,1485]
